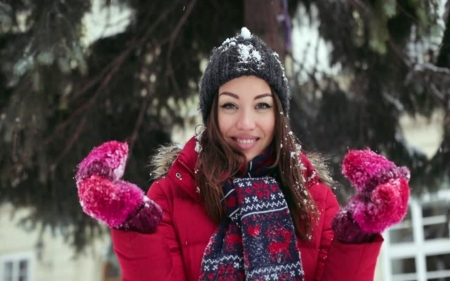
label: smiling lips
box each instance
[232,137,258,150]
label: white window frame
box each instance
[380,189,450,281]
[0,252,34,281]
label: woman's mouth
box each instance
[232,137,258,150]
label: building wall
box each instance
[375,111,446,281]
[399,110,444,159]
[0,204,110,281]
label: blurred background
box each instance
[0,0,449,280]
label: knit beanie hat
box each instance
[199,27,290,123]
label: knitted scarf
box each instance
[200,150,304,281]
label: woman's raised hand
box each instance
[332,149,410,243]
[75,141,162,233]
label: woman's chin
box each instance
[243,152,258,163]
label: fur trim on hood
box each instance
[306,152,336,189]
[149,142,336,188]
[149,143,184,180]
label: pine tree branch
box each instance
[165,0,198,98]
[166,0,197,65]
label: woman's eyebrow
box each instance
[255,93,272,100]
[218,92,239,99]
[218,92,272,100]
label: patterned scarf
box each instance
[200,149,304,281]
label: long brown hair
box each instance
[195,90,319,240]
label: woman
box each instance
[76,28,410,281]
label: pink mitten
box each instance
[75,141,162,233]
[332,149,410,243]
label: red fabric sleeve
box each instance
[314,187,383,281]
[313,185,340,281]
[321,235,383,281]
[111,180,187,281]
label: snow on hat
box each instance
[199,27,290,123]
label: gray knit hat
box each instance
[199,27,290,123]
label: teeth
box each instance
[236,139,256,144]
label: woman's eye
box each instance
[220,103,237,110]
[256,103,272,109]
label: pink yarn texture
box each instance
[76,141,128,184]
[78,175,144,228]
[333,149,411,242]
[75,141,162,230]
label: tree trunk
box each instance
[437,0,450,67]
[244,0,286,61]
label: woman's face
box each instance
[217,75,275,162]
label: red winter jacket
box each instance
[112,137,383,281]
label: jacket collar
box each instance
[165,136,200,200]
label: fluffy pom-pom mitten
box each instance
[75,141,162,233]
[332,149,411,243]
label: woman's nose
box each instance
[236,109,256,130]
